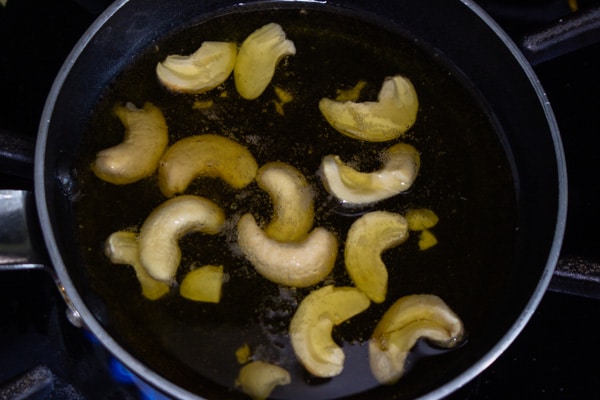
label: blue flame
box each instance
[83,329,173,399]
[108,358,172,400]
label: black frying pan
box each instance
[2,0,567,399]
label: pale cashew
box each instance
[104,231,169,300]
[236,213,337,287]
[289,285,370,377]
[156,41,237,94]
[319,75,418,142]
[320,142,420,205]
[179,265,224,303]
[256,161,314,242]
[236,361,291,399]
[158,134,258,197]
[234,23,296,100]
[138,195,225,283]
[369,294,464,385]
[344,211,409,303]
[92,102,168,185]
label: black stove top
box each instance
[1,0,599,399]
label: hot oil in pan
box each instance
[73,8,517,399]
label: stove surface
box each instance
[1,0,599,399]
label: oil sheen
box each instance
[73,7,517,399]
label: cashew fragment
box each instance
[418,229,438,251]
[237,213,337,287]
[335,80,367,102]
[235,343,252,364]
[92,102,168,185]
[156,41,237,93]
[319,75,418,142]
[290,285,370,377]
[344,211,409,303]
[234,23,296,100]
[256,162,314,242]
[369,294,464,385]
[158,134,258,197]
[236,361,291,400]
[320,142,420,205]
[179,265,224,303]
[405,208,439,231]
[138,195,225,283]
[406,208,439,251]
[104,231,169,300]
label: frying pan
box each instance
[0,0,567,398]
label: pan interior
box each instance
[66,6,519,399]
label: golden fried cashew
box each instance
[158,134,258,197]
[272,86,294,116]
[104,231,169,300]
[138,195,225,283]
[417,230,438,251]
[406,208,440,250]
[236,361,291,400]
[320,142,420,205]
[92,102,168,185]
[234,23,296,100]
[319,75,418,142]
[335,80,367,102]
[179,265,224,303]
[344,211,409,303]
[369,294,464,385]
[405,208,439,231]
[237,213,337,288]
[256,162,314,242]
[156,41,237,94]
[235,343,251,364]
[290,285,370,377]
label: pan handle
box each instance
[0,129,35,180]
[0,128,46,268]
[0,190,49,270]
[0,189,85,327]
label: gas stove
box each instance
[1,0,599,399]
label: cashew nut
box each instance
[104,231,169,300]
[369,294,464,385]
[236,361,291,400]
[418,229,438,251]
[344,211,409,303]
[234,23,296,100]
[406,208,439,250]
[289,285,370,377]
[158,134,258,197]
[237,213,337,287]
[138,195,225,283]
[272,86,294,116]
[92,102,168,185]
[256,162,314,242]
[235,343,251,364]
[405,208,439,231]
[320,142,420,205]
[319,75,418,142]
[179,265,224,303]
[335,80,367,102]
[156,41,237,94]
